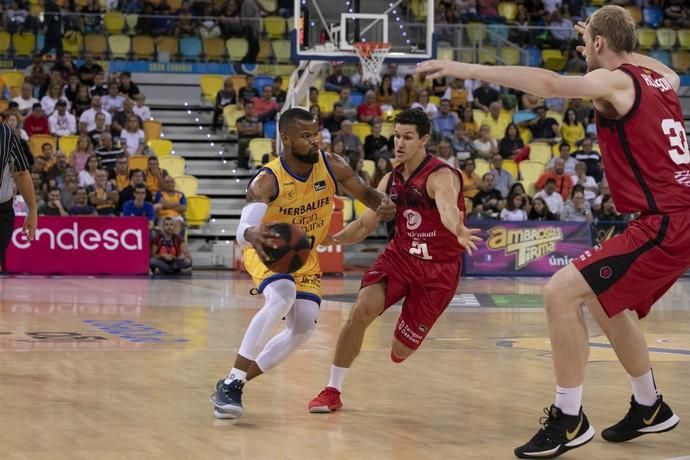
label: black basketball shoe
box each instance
[602,395,679,443]
[210,379,245,419]
[514,405,595,459]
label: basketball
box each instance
[262,223,312,273]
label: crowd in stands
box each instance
[1,54,192,275]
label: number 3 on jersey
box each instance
[409,241,432,260]
[661,118,690,165]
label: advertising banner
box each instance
[6,217,149,275]
[464,220,593,276]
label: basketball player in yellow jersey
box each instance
[211,108,396,419]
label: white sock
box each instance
[327,364,349,392]
[555,385,583,416]
[225,368,247,384]
[630,369,658,406]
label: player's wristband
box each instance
[236,202,268,246]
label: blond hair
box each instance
[587,5,637,53]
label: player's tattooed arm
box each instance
[240,171,280,260]
[330,172,392,246]
[245,171,276,204]
[324,152,396,221]
[427,168,481,255]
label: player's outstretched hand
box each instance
[416,60,469,81]
[455,214,482,255]
[574,21,586,55]
[245,223,281,262]
[376,195,396,222]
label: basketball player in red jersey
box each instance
[419,5,685,458]
[308,108,481,413]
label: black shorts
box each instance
[0,199,15,268]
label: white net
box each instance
[353,42,391,86]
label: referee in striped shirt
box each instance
[0,123,37,268]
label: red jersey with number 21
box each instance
[595,64,690,214]
[387,155,466,263]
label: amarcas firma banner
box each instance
[463,221,593,276]
[6,217,149,275]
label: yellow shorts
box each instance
[244,248,322,304]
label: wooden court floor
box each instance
[0,273,688,460]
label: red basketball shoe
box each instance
[308,387,343,413]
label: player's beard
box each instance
[294,148,319,164]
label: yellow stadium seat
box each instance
[529,143,552,164]
[671,51,690,73]
[160,156,186,177]
[263,16,287,39]
[429,95,441,106]
[498,2,518,22]
[678,29,690,50]
[437,46,454,61]
[185,195,211,226]
[29,134,56,157]
[272,39,291,63]
[257,38,273,62]
[223,106,244,133]
[0,71,24,89]
[475,158,490,177]
[84,34,108,58]
[226,38,248,61]
[519,126,532,144]
[624,5,641,24]
[257,0,277,13]
[542,49,567,71]
[0,100,8,114]
[318,91,340,114]
[125,14,138,34]
[132,35,155,60]
[466,22,487,43]
[0,31,10,55]
[502,159,518,178]
[108,34,131,59]
[249,138,272,167]
[199,75,224,103]
[380,122,394,138]
[128,155,149,171]
[58,135,79,158]
[104,11,126,34]
[148,139,173,158]
[11,32,36,57]
[637,28,657,50]
[175,175,198,197]
[143,120,162,141]
[62,31,83,55]
[203,37,226,61]
[518,161,544,183]
[362,159,375,178]
[656,28,677,49]
[478,46,497,64]
[156,36,179,59]
[352,122,372,143]
[501,47,521,65]
[411,0,428,19]
[340,196,354,222]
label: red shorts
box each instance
[361,247,462,350]
[573,214,690,319]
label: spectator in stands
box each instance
[41,82,69,117]
[240,0,261,63]
[500,192,528,221]
[473,173,503,216]
[77,51,103,87]
[347,154,372,188]
[219,0,242,37]
[88,112,108,147]
[460,158,481,199]
[473,80,500,112]
[53,53,77,84]
[39,187,68,216]
[118,71,140,99]
[4,113,28,142]
[122,183,156,229]
[309,105,331,149]
[324,103,346,136]
[460,106,479,139]
[331,138,345,159]
[335,120,363,158]
[252,85,280,122]
[473,124,498,160]
[337,87,357,120]
[13,83,38,116]
[547,9,572,46]
[396,75,417,109]
[272,77,286,105]
[489,154,514,198]
[41,143,57,170]
[133,93,152,120]
[377,74,396,113]
[436,140,457,168]
[411,89,439,119]
[547,142,576,175]
[80,95,112,134]
[442,78,470,112]
[153,0,174,35]
[432,99,459,139]
[79,154,100,187]
[357,90,383,124]
[325,63,352,92]
[448,121,476,163]
[235,101,262,169]
[526,105,560,143]
[238,75,258,105]
[481,102,507,140]
[111,154,131,192]
[371,157,393,188]
[6,1,31,34]
[565,47,587,73]
[663,0,690,28]
[146,156,168,193]
[23,103,50,136]
[119,168,152,209]
[560,188,592,222]
[46,150,70,189]
[150,217,192,275]
[73,85,92,117]
[560,108,585,148]
[112,99,143,138]
[154,176,187,234]
[102,82,125,115]
[175,6,197,37]
[68,187,97,216]
[386,63,404,93]
[71,135,94,172]
[594,194,625,223]
[81,0,103,33]
[528,196,557,221]
[63,73,81,106]
[573,137,602,182]
[38,68,62,100]
[499,122,528,161]
[120,115,146,156]
[60,167,78,209]
[25,54,48,91]
[90,72,108,97]
[571,160,597,202]
[31,171,47,208]
[568,98,590,125]
[96,132,124,172]
[199,2,222,38]
[535,157,571,200]
[88,168,118,215]
[48,100,77,137]
[534,177,564,217]
[363,121,389,161]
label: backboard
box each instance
[291,0,435,63]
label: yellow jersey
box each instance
[243,151,338,293]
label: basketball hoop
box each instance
[353,42,391,86]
